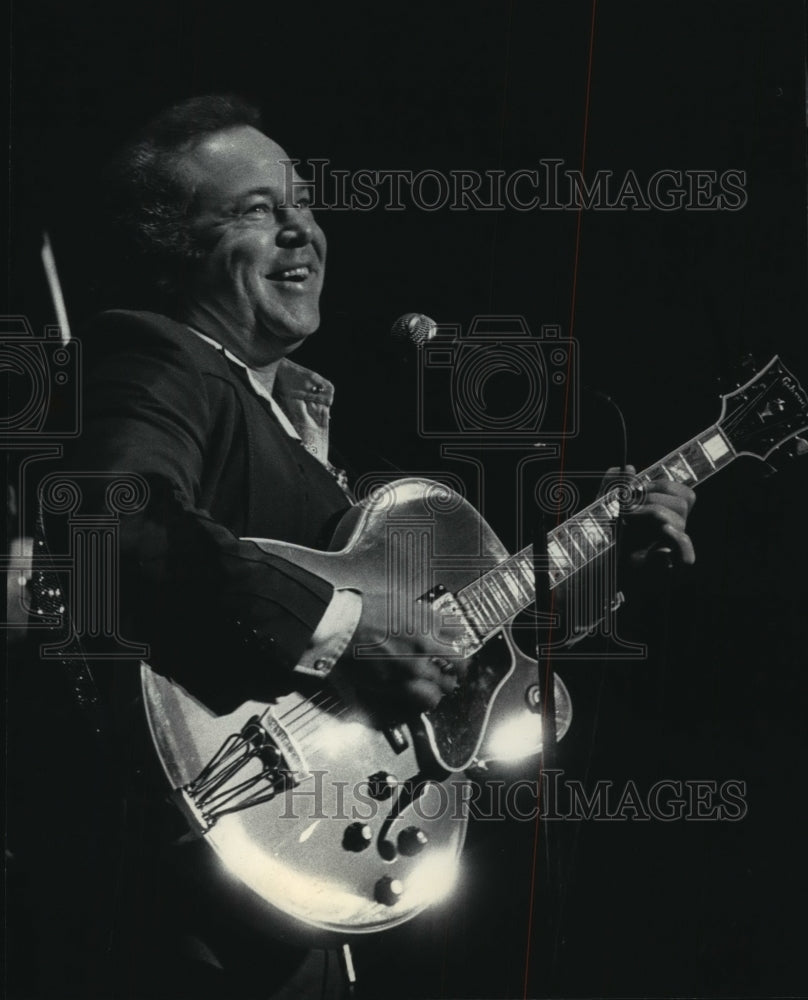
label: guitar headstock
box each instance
[718,356,808,461]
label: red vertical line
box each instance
[522,2,599,997]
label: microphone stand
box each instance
[530,513,563,994]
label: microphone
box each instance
[390,312,437,346]
[585,386,628,473]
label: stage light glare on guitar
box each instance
[404,849,461,905]
[485,714,544,762]
[315,719,366,758]
[213,817,376,926]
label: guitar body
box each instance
[140,356,808,938]
[141,479,572,938]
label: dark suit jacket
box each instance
[49,308,352,708]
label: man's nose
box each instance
[276,208,314,248]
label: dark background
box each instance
[7,1,808,997]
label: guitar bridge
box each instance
[181,713,308,831]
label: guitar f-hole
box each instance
[375,777,434,860]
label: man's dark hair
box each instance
[105,94,263,303]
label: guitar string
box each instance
[467,409,766,618]
[267,691,346,751]
[203,395,792,807]
[279,692,354,742]
[719,374,790,437]
[334,403,769,697]
[282,402,780,747]
[455,420,722,636]
[352,414,758,655]
[294,714,350,746]
[283,708,344,746]
[290,703,349,743]
[291,718,355,767]
[275,688,352,745]
[287,695,341,726]
[308,413,752,700]
[293,709,354,756]
[276,689,335,724]
[298,417,778,768]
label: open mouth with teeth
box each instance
[266,265,313,283]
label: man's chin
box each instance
[267,312,320,343]
[263,321,320,357]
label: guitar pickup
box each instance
[428,590,483,658]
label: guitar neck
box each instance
[456,422,737,636]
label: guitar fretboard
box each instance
[456,423,736,638]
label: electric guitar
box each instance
[141,356,808,939]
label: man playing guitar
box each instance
[29,94,697,999]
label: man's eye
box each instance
[245,203,271,215]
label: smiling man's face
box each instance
[176,125,326,366]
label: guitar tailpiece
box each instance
[183,714,298,829]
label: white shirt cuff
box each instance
[294,588,363,679]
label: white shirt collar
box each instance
[189,328,301,440]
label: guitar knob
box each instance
[343,822,372,852]
[397,826,428,856]
[374,875,405,906]
[367,771,397,800]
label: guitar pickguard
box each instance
[423,631,512,771]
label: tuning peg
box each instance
[778,435,808,460]
[791,435,808,457]
[716,353,757,388]
[722,353,760,389]
[762,436,808,476]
